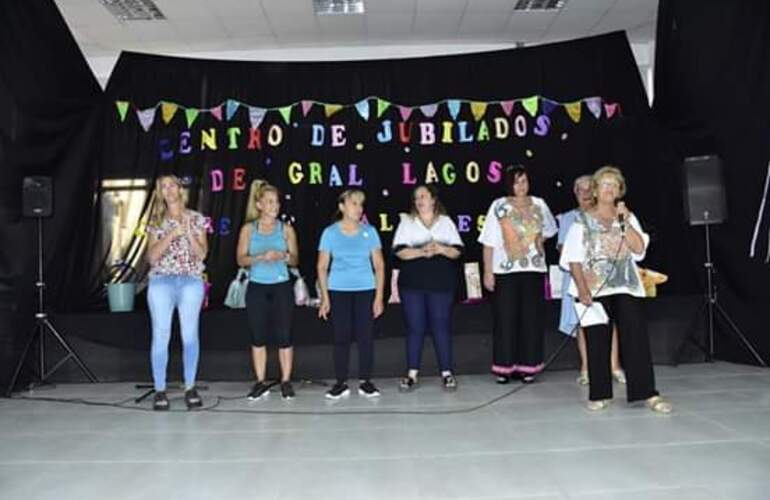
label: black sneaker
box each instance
[153,391,169,411]
[280,382,295,400]
[398,376,418,393]
[495,375,511,385]
[442,374,458,391]
[521,375,536,384]
[358,380,380,397]
[247,381,270,401]
[325,381,350,400]
[184,387,203,410]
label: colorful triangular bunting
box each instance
[585,97,602,119]
[500,100,514,116]
[354,99,370,120]
[185,108,200,128]
[565,101,582,123]
[161,102,178,124]
[248,107,266,128]
[420,104,438,118]
[522,96,539,117]
[278,104,293,124]
[541,98,558,116]
[447,100,461,120]
[301,100,314,117]
[226,99,240,121]
[604,102,620,118]
[115,101,129,122]
[137,107,156,132]
[470,102,487,121]
[324,104,342,118]
[210,105,223,122]
[399,106,413,122]
[377,98,391,118]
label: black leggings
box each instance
[245,281,293,348]
[330,290,375,382]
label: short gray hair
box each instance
[573,175,592,191]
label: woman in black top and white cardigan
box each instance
[393,185,463,392]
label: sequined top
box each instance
[559,211,649,298]
[148,210,206,277]
[478,196,557,273]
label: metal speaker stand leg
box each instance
[674,224,767,367]
[5,217,97,397]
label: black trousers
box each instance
[330,290,375,383]
[585,294,658,402]
[491,272,545,376]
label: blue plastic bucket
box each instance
[107,283,136,312]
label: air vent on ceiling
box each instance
[100,0,166,21]
[314,0,365,16]
[514,0,567,11]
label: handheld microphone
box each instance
[615,199,626,232]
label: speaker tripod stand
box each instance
[674,223,767,366]
[5,216,98,397]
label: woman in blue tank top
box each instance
[236,180,299,401]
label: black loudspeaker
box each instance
[683,155,727,225]
[22,176,53,218]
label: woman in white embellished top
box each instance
[478,165,557,383]
[560,166,671,413]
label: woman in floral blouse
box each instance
[146,175,208,411]
[478,165,557,383]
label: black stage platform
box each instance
[26,295,704,384]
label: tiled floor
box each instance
[1,362,769,500]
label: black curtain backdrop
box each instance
[103,32,677,307]
[654,0,770,363]
[0,0,103,387]
[3,0,733,388]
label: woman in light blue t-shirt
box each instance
[316,189,385,400]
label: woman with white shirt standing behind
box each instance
[392,185,464,392]
[478,165,557,384]
[560,166,671,413]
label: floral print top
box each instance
[148,210,206,278]
[478,196,557,273]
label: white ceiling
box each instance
[55,0,658,58]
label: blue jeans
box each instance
[147,275,205,391]
[400,288,454,372]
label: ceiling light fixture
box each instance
[514,0,567,11]
[99,0,166,22]
[314,0,365,16]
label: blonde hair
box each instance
[245,179,280,222]
[592,166,627,199]
[334,189,365,221]
[149,175,187,228]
